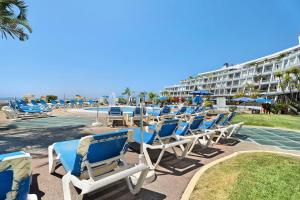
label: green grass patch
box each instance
[190,153,300,200]
[231,113,300,131]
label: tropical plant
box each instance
[46,95,57,103]
[118,97,127,105]
[204,100,213,107]
[233,91,246,98]
[188,75,194,80]
[139,91,147,102]
[122,87,132,105]
[0,0,32,41]
[148,92,158,103]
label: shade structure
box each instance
[232,97,255,102]
[157,96,168,101]
[193,95,203,105]
[256,98,273,104]
[190,90,214,95]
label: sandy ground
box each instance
[0,109,299,200]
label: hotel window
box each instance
[256,67,263,73]
[231,88,237,93]
[248,68,254,75]
[234,72,241,78]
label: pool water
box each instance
[84,107,161,114]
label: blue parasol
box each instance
[256,98,273,104]
[232,97,255,102]
[190,90,214,95]
[193,96,203,105]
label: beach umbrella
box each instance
[232,97,255,102]
[190,90,214,95]
[193,95,203,105]
[256,98,273,104]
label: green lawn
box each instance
[190,153,300,200]
[231,113,300,131]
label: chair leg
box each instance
[143,146,155,170]
[127,168,149,195]
[48,145,58,174]
[181,140,193,157]
[153,149,165,169]
[27,194,38,200]
[62,173,72,200]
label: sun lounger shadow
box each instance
[155,152,203,176]
[188,146,224,159]
[217,138,240,146]
[85,180,166,200]
[30,173,45,200]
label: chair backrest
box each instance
[205,113,225,129]
[72,131,129,176]
[133,107,146,116]
[78,100,84,105]
[19,100,27,105]
[156,119,179,138]
[176,106,187,115]
[160,106,171,115]
[60,100,65,105]
[175,121,190,136]
[0,152,32,200]
[215,113,225,125]
[88,100,94,104]
[189,115,205,131]
[51,100,57,105]
[70,100,75,104]
[31,100,38,106]
[40,100,47,106]
[195,106,204,113]
[108,107,123,116]
[220,112,236,126]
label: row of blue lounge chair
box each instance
[0,112,241,200]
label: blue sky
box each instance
[1,0,300,99]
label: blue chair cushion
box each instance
[0,151,31,200]
[133,129,156,144]
[175,122,189,136]
[200,121,214,129]
[53,140,80,175]
[0,151,26,160]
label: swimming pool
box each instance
[84,106,161,114]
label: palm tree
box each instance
[122,87,132,105]
[274,71,289,104]
[148,92,158,103]
[0,0,32,41]
[139,91,147,102]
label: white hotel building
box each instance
[162,36,300,99]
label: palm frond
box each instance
[0,0,32,41]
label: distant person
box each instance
[262,103,266,114]
[266,103,271,114]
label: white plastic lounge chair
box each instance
[107,107,125,127]
[48,130,148,200]
[147,106,172,122]
[132,119,193,170]
[0,151,37,200]
[213,122,244,144]
[174,116,216,154]
[127,107,147,126]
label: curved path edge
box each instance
[180,150,300,200]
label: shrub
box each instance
[204,101,213,107]
[46,95,58,103]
